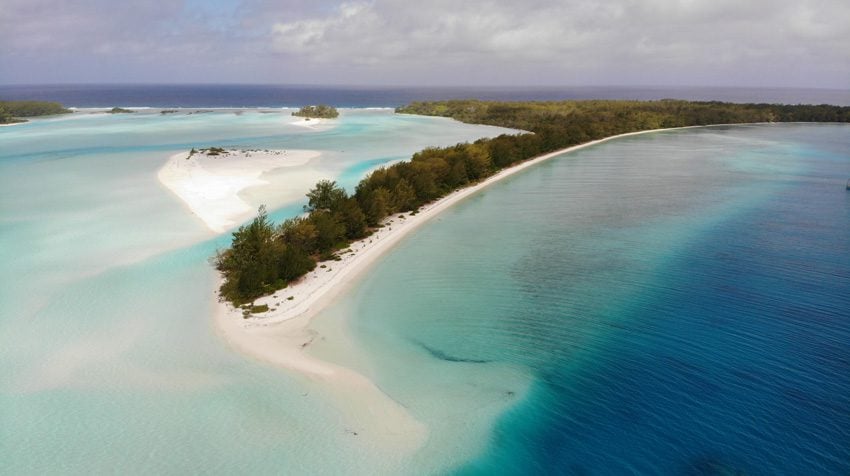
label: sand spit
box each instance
[213,127,688,457]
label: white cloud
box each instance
[1,0,848,87]
[260,0,850,86]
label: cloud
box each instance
[1,0,182,52]
[1,0,848,87]
[261,0,850,86]
[0,0,267,82]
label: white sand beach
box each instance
[290,117,324,128]
[157,148,321,233]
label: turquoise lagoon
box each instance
[2,113,848,474]
[0,109,517,474]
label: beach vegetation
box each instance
[106,107,135,114]
[292,105,339,119]
[202,147,227,156]
[250,304,269,314]
[217,99,850,306]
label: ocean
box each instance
[2,84,850,108]
[1,86,848,474]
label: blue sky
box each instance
[1,0,848,87]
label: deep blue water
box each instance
[1,84,849,108]
[454,126,850,474]
[334,124,849,475]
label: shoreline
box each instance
[219,125,700,328]
[212,125,696,454]
[290,117,324,128]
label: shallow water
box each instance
[0,109,517,474]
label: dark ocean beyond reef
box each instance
[1,84,849,108]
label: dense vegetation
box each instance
[396,99,850,136]
[0,100,71,124]
[292,104,339,119]
[0,107,19,124]
[215,183,366,305]
[106,107,135,114]
[217,99,850,307]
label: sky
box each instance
[1,0,849,88]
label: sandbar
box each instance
[157,148,321,233]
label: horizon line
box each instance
[1,82,848,92]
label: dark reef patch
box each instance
[413,340,492,364]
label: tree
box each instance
[215,206,281,304]
[334,197,368,239]
[309,211,346,253]
[463,143,492,180]
[363,187,391,226]
[278,217,318,253]
[391,179,417,211]
[305,180,347,212]
[277,245,315,281]
[446,160,468,188]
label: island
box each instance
[215,99,850,314]
[0,100,71,124]
[292,104,339,119]
[105,107,135,114]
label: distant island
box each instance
[292,104,339,119]
[106,107,135,114]
[0,100,71,124]
[215,99,849,310]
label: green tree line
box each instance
[0,100,71,123]
[396,99,850,135]
[217,99,850,307]
[292,104,339,118]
